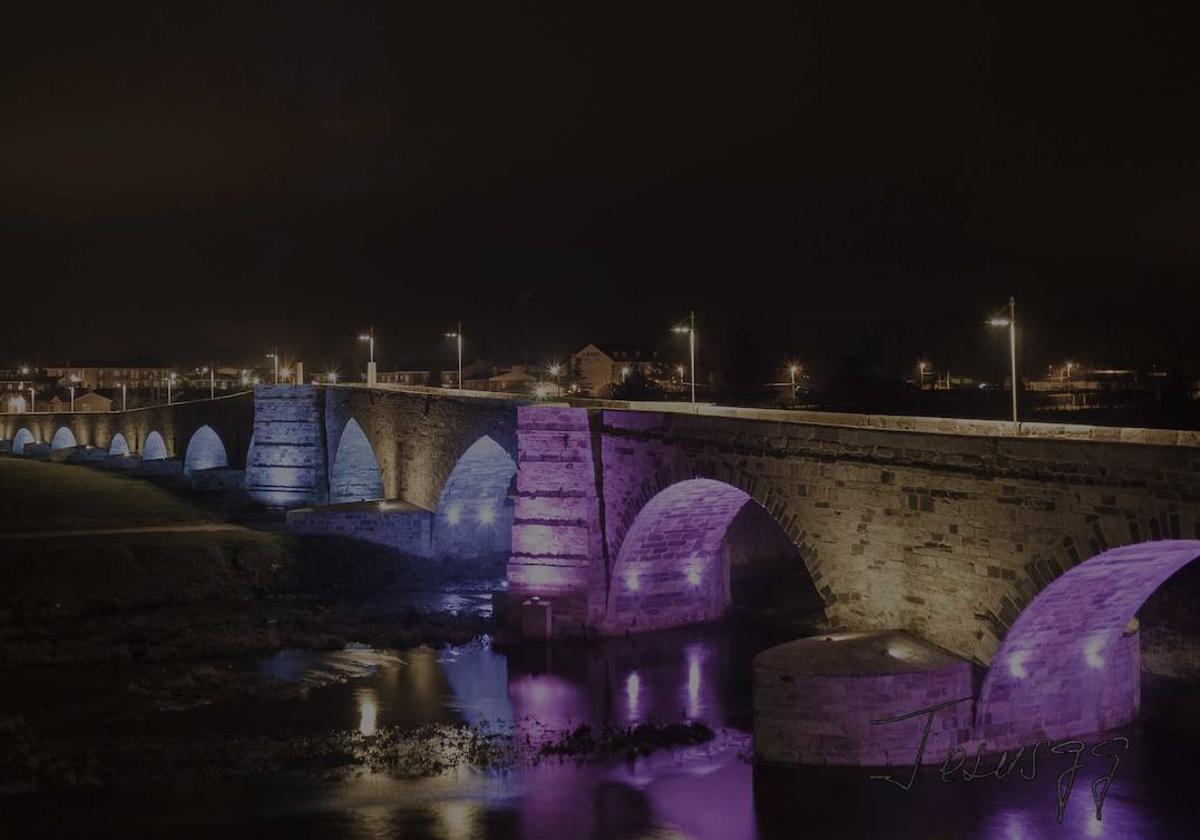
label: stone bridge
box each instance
[0,391,254,486]
[7,384,1200,758]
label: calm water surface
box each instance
[7,619,1199,839]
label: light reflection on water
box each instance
[10,621,1200,839]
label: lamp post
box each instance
[359,328,376,386]
[70,385,75,412]
[266,349,279,385]
[167,372,176,405]
[988,297,1018,426]
[444,322,463,393]
[917,360,929,389]
[29,386,35,413]
[203,365,215,399]
[789,363,800,404]
[672,311,696,404]
[121,382,127,412]
[548,363,562,396]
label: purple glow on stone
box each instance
[51,426,77,450]
[143,430,167,460]
[12,428,35,455]
[606,478,752,633]
[978,539,1200,747]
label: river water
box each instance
[5,616,1199,839]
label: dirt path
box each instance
[0,522,251,540]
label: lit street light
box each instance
[266,349,279,385]
[789,363,801,403]
[359,328,376,386]
[70,384,75,412]
[988,296,1018,426]
[327,371,339,384]
[121,381,127,411]
[167,372,176,405]
[201,366,215,399]
[548,363,562,395]
[444,322,463,393]
[672,311,696,404]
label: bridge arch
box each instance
[12,428,35,455]
[183,425,228,474]
[329,418,385,503]
[432,435,517,561]
[977,539,1200,745]
[604,477,824,634]
[143,431,168,461]
[51,426,77,450]
[108,433,130,456]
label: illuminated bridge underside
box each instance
[976,540,1200,746]
[605,479,748,634]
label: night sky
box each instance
[3,2,1199,379]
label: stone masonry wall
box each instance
[245,386,327,508]
[507,406,608,633]
[0,391,253,470]
[592,408,1200,663]
[323,387,520,512]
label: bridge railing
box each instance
[324,383,1200,448]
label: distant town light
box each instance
[988,317,1011,327]
[621,366,631,379]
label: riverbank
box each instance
[0,458,511,668]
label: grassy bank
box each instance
[0,459,215,532]
[0,457,502,668]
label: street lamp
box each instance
[328,371,339,384]
[548,363,562,395]
[266,349,279,385]
[917,360,929,388]
[444,322,463,393]
[121,381,127,411]
[70,384,75,412]
[167,372,176,405]
[29,386,35,413]
[672,311,696,404]
[359,328,376,386]
[988,296,1018,426]
[789,363,801,403]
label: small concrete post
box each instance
[367,361,377,387]
[521,597,552,640]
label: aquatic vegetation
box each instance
[539,722,715,761]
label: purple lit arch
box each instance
[183,425,229,474]
[978,539,1200,745]
[12,428,35,455]
[143,430,168,460]
[108,433,130,456]
[606,478,755,633]
[431,435,517,560]
[51,426,77,451]
[329,418,385,503]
